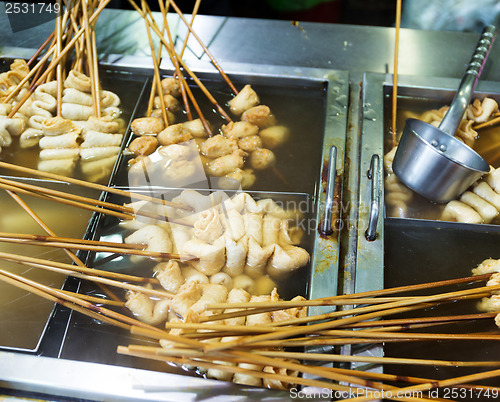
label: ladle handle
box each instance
[439,25,497,136]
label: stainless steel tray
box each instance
[356,72,500,386]
[0,57,349,401]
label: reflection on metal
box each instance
[320,145,337,236]
[365,154,380,241]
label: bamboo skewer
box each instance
[27,31,55,67]
[82,0,97,115]
[178,0,202,59]
[0,177,192,225]
[0,161,193,211]
[142,0,169,127]
[342,369,500,402]
[341,312,498,329]
[118,345,366,397]
[0,180,134,221]
[162,319,500,342]
[59,289,125,306]
[6,0,112,117]
[0,250,162,286]
[202,283,500,352]
[0,268,170,334]
[391,0,402,147]
[0,270,131,332]
[128,1,231,124]
[323,366,500,392]
[56,0,63,117]
[91,29,101,117]
[168,0,238,95]
[157,0,193,121]
[474,115,500,130]
[0,236,193,261]
[0,232,143,250]
[6,189,126,307]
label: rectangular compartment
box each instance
[357,72,500,296]
[355,73,500,390]
[384,219,500,394]
[60,188,315,370]
[0,57,148,185]
[114,66,336,195]
[0,178,100,352]
[1,59,349,400]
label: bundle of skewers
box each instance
[125,0,290,190]
[0,0,125,182]
[0,159,497,397]
[0,179,499,400]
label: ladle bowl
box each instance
[393,25,496,204]
[393,118,489,203]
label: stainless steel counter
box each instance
[1,5,499,400]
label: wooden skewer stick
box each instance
[314,329,500,342]
[0,177,192,225]
[59,289,125,306]
[9,260,174,299]
[163,319,500,342]
[474,115,500,130]
[0,237,193,261]
[128,326,424,399]
[157,16,211,134]
[0,269,170,334]
[168,0,238,95]
[82,0,97,116]
[0,231,143,250]
[323,366,500,392]
[142,0,169,127]
[342,368,500,402]
[91,29,101,117]
[391,0,402,147]
[178,0,202,59]
[0,270,131,331]
[129,4,232,123]
[0,250,161,286]
[118,345,363,396]
[0,161,193,211]
[158,0,193,121]
[315,272,493,301]
[145,8,166,118]
[122,344,414,399]
[0,181,134,221]
[206,295,434,310]
[27,31,55,67]
[157,0,193,121]
[177,57,233,122]
[56,0,63,117]
[342,312,498,329]
[6,0,112,117]
[203,283,500,352]
[6,189,125,307]
[2,46,56,105]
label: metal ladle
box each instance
[393,25,497,204]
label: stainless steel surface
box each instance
[365,154,380,241]
[319,146,337,235]
[2,6,500,399]
[393,26,496,203]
